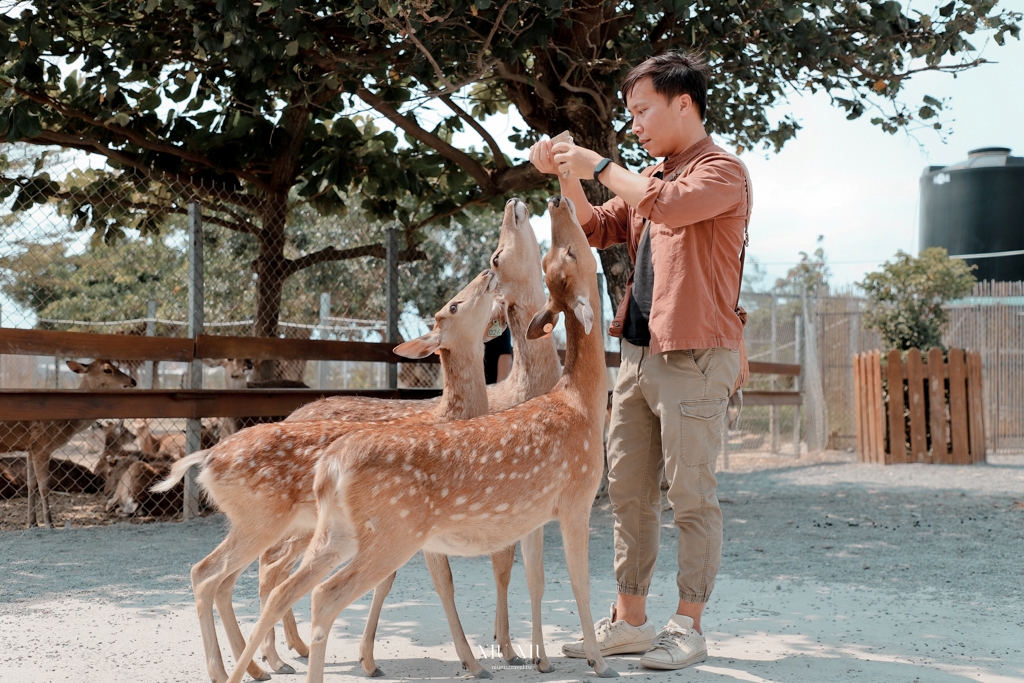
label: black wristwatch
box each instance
[593,157,613,180]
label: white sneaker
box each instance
[562,603,656,658]
[639,614,707,670]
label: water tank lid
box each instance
[968,147,1011,157]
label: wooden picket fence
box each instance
[854,348,986,464]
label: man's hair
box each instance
[621,51,710,121]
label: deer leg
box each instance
[490,544,522,665]
[305,546,421,683]
[259,537,310,671]
[215,567,272,681]
[29,449,53,528]
[559,512,618,678]
[223,521,358,683]
[278,535,313,657]
[424,552,490,678]
[521,526,552,672]
[358,571,396,677]
[192,527,286,683]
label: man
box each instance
[529,51,749,670]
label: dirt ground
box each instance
[2,451,1023,683]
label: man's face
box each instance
[626,77,691,158]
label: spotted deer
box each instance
[222,195,615,683]
[0,359,136,527]
[268,196,562,676]
[154,269,505,683]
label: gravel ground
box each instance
[2,452,1022,683]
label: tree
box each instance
[776,235,831,293]
[2,0,1018,337]
[859,247,976,351]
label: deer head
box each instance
[394,269,506,359]
[66,359,137,389]
[528,196,597,340]
[489,198,546,317]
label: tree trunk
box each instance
[251,191,289,381]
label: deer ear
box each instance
[483,299,508,342]
[66,360,87,374]
[572,295,594,335]
[527,305,560,340]
[394,330,441,359]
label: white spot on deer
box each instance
[441,488,449,497]
[494,503,509,512]
[582,465,588,473]
[416,531,423,537]
[399,509,409,518]
[454,496,466,506]
[451,514,466,521]
[583,440,589,450]
[497,473,506,479]
[485,487,493,494]
[469,502,482,511]
[389,496,398,504]
[478,513,490,519]
[532,466,540,474]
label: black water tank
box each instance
[919,147,1024,282]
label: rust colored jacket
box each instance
[583,136,749,355]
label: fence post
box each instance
[143,299,157,389]
[770,292,779,452]
[385,226,400,389]
[318,292,331,389]
[793,313,802,457]
[184,201,204,520]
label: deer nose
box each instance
[551,196,561,208]
[130,379,137,387]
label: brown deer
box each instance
[221,195,615,683]
[263,197,563,676]
[1,359,136,527]
[154,269,505,683]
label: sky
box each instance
[507,7,1024,290]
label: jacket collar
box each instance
[661,135,714,178]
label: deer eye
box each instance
[103,367,112,374]
[449,304,458,313]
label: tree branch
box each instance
[356,86,499,193]
[440,95,508,172]
[1,77,271,192]
[283,243,426,278]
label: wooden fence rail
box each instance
[854,348,985,464]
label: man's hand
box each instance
[528,138,560,176]
[551,142,604,181]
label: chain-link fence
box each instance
[732,282,1024,461]
[1,143,503,528]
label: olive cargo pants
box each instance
[607,341,739,603]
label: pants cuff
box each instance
[678,590,712,604]
[617,583,650,597]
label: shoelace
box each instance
[650,626,688,650]
[593,616,613,636]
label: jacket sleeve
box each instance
[635,155,746,229]
[581,194,631,250]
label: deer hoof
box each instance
[593,662,619,678]
[535,659,554,673]
[365,667,384,678]
[474,669,493,679]
[505,655,525,666]
[274,663,296,674]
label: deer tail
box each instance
[151,450,208,493]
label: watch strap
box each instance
[593,157,613,180]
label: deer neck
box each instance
[432,345,489,421]
[559,289,607,413]
[500,299,563,403]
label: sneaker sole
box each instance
[639,651,707,670]
[562,641,655,658]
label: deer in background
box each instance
[265,197,563,676]
[155,269,505,683]
[0,359,136,527]
[222,195,615,683]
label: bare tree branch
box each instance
[440,95,508,172]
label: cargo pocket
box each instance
[679,398,728,467]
